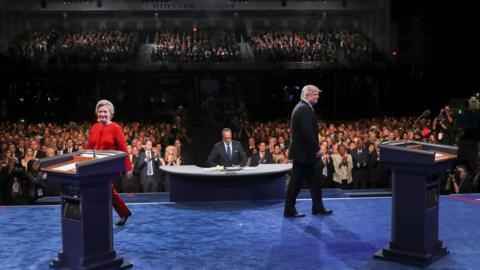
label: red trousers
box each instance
[112,184,130,218]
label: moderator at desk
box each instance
[160,164,292,202]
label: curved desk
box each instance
[160,164,292,202]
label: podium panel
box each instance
[40,150,132,270]
[374,140,457,266]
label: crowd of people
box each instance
[249,27,378,63]
[0,118,191,204]
[6,26,381,66]
[9,29,143,65]
[231,105,477,192]
[150,28,240,63]
[1,105,477,205]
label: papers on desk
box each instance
[203,166,258,171]
[204,165,225,171]
[224,167,241,171]
[80,153,112,158]
[53,163,78,172]
[204,167,221,171]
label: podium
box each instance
[40,150,132,270]
[374,140,457,266]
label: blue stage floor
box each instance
[1,192,479,270]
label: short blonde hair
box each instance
[95,99,115,118]
[300,85,321,100]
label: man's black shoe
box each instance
[284,211,306,218]
[312,208,333,216]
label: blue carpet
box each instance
[36,188,353,205]
[0,195,479,270]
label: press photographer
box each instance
[444,165,473,194]
[432,105,454,145]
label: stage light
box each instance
[392,50,398,56]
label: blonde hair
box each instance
[95,99,115,119]
[165,145,177,156]
[165,145,178,164]
[300,85,321,100]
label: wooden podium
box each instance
[374,140,457,266]
[40,150,132,270]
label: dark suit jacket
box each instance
[10,148,23,160]
[367,151,385,184]
[136,151,161,181]
[33,150,46,159]
[288,100,319,164]
[130,154,140,175]
[63,147,76,155]
[177,146,191,165]
[250,151,274,166]
[349,148,368,169]
[207,140,247,167]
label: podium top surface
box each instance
[43,156,94,174]
[379,140,457,166]
[40,150,127,176]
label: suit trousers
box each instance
[121,174,140,193]
[352,168,368,189]
[141,175,159,193]
[284,161,325,214]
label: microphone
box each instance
[406,109,431,146]
[413,109,431,127]
[421,109,431,117]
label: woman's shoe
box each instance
[116,213,131,226]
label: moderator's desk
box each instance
[160,164,292,202]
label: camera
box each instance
[446,168,457,175]
[448,168,461,180]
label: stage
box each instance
[0,191,479,270]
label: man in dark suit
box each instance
[63,139,76,155]
[137,140,161,192]
[250,142,274,166]
[30,140,46,159]
[349,140,368,189]
[17,139,26,160]
[284,85,333,218]
[207,128,247,167]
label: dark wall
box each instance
[2,68,475,124]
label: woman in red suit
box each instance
[85,99,132,226]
